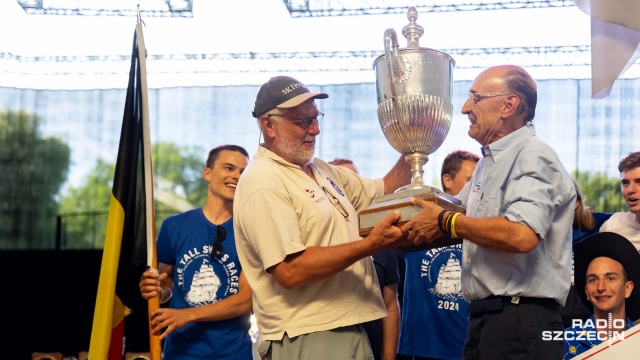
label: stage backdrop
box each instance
[1,78,639,246]
[2,79,638,188]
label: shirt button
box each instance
[466,258,471,264]
[464,290,469,295]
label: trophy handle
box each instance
[384,29,411,85]
[383,29,415,155]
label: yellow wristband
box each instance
[450,213,462,238]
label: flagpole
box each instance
[136,7,162,360]
[89,11,147,359]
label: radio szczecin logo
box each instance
[542,317,626,345]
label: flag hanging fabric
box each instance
[88,26,149,360]
[574,0,640,99]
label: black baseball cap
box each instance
[574,231,640,321]
[252,76,328,118]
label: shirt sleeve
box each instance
[156,217,175,265]
[502,148,574,240]
[235,187,306,271]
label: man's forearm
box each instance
[270,210,406,289]
[381,284,400,360]
[269,239,376,289]
[383,155,412,194]
[456,215,539,253]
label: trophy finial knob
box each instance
[402,6,424,48]
[407,7,418,22]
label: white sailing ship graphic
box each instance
[432,253,462,299]
[187,259,221,304]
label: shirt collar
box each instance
[480,124,536,162]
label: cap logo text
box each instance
[281,83,305,94]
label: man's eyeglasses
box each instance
[212,225,227,258]
[467,92,508,106]
[267,112,324,130]
[321,186,349,219]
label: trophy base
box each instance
[359,186,466,237]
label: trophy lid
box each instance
[372,6,455,68]
[402,7,424,49]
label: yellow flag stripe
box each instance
[88,194,132,360]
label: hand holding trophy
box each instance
[359,7,465,237]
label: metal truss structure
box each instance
[281,0,576,17]
[14,1,575,18]
[15,0,193,17]
[1,45,590,76]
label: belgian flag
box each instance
[88,23,159,360]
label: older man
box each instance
[402,65,576,359]
[233,76,412,360]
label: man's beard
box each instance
[272,131,315,166]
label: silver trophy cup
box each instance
[359,7,464,236]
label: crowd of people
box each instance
[138,67,640,360]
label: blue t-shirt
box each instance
[398,245,467,359]
[156,208,252,360]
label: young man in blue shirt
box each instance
[139,145,253,360]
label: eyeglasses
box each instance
[267,112,324,130]
[212,225,227,258]
[467,92,508,106]
[321,186,349,219]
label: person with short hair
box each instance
[563,231,639,359]
[600,151,640,250]
[402,65,576,359]
[234,76,412,360]
[329,157,359,174]
[560,178,613,328]
[138,145,254,360]
[397,150,478,360]
[440,150,480,196]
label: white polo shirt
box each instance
[234,146,387,341]
[600,212,640,250]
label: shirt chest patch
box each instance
[473,179,481,193]
[326,177,345,196]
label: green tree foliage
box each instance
[0,109,70,249]
[573,170,627,213]
[153,142,207,206]
[58,159,115,249]
[59,142,206,248]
